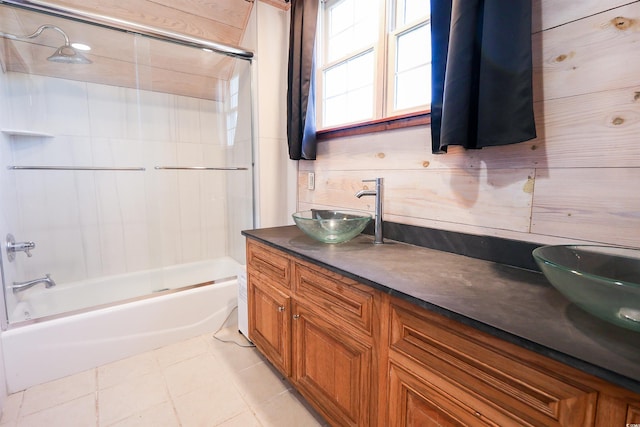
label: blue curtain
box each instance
[431,0,536,153]
[287,0,319,160]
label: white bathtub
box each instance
[10,258,241,323]
[1,259,242,393]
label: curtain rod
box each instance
[0,0,254,60]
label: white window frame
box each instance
[386,12,431,117]
[316,0,430,131]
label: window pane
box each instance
[347,53,374,89]
[324,94,348,127]
[396,24,430,72]
[323,51,374,127]
[394,23,430,110]
[395,65,430,110]
[326,0,378,62]
[325,65,347,98]
[330,0,353,35]
[347,86,373,122]
[395,0,429,27]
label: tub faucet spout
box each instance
[11,274,56,293]
[355,178,383,244]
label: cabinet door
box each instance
[292,302,373,427]
[248,276,291,376]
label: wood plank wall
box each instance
[299,0,640,248]
[43,0,253,46]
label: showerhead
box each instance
[47,43,92,64]
[0,24,92,65]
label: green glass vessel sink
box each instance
[533,245,640,332]
[292,210,371,244]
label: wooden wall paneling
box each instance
[386,169,535,232]
[259,0,291,11]
[299,169,535,233]
[299,126,433,172]
[0,5,239,100]
[531,168,640,246]
[533,2,640,102]
[145,37,236,80]
[138,64,225,100]
[5,41,225,100]
[150,0,253,30]
[0,9,137,64]
[303,125,540,172]
[303,80,639,173]
[10,43,138,85]
[45,0,244,45]
[532,0,635,32]
[530,85,640,169]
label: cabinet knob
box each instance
[293,314,300,319]
[278,306,285,312]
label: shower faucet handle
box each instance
[6,234,36,261]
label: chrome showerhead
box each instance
[0,24,92,65]
[47,43,92,64]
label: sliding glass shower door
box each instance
[0,3,255,325]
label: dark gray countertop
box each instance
[243,226,640,394]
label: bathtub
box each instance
[1,258,242,393]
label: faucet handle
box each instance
[6,234,36,261]
[361,178,383,187]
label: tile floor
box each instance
[0,324,327,427]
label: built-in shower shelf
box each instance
[2,129,55,138]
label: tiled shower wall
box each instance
[0,71,253,287]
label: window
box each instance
[317,0,430,130]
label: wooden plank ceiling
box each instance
[0,0,289,100]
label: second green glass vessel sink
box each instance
[533,245,640,332]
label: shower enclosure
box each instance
[0,2,255,326]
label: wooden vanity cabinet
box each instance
[246,239,384,426]
[246,237,640,427]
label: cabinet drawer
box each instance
[388,361,499,427]
[628,403,640,423]
[389,299,599,426]
[247,239,291,289]
[293,260,375,336]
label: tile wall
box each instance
[0,68,253,303]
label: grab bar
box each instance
[8,166,146,171]
[154,166,248,171]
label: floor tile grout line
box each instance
[156,346,185,427]
[94,368,99,427]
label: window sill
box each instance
[316,111,430,141]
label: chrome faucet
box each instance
[355,178,383,244]
[11,274,56,293]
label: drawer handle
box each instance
[278,306,286,312]
[293,314,300,319]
